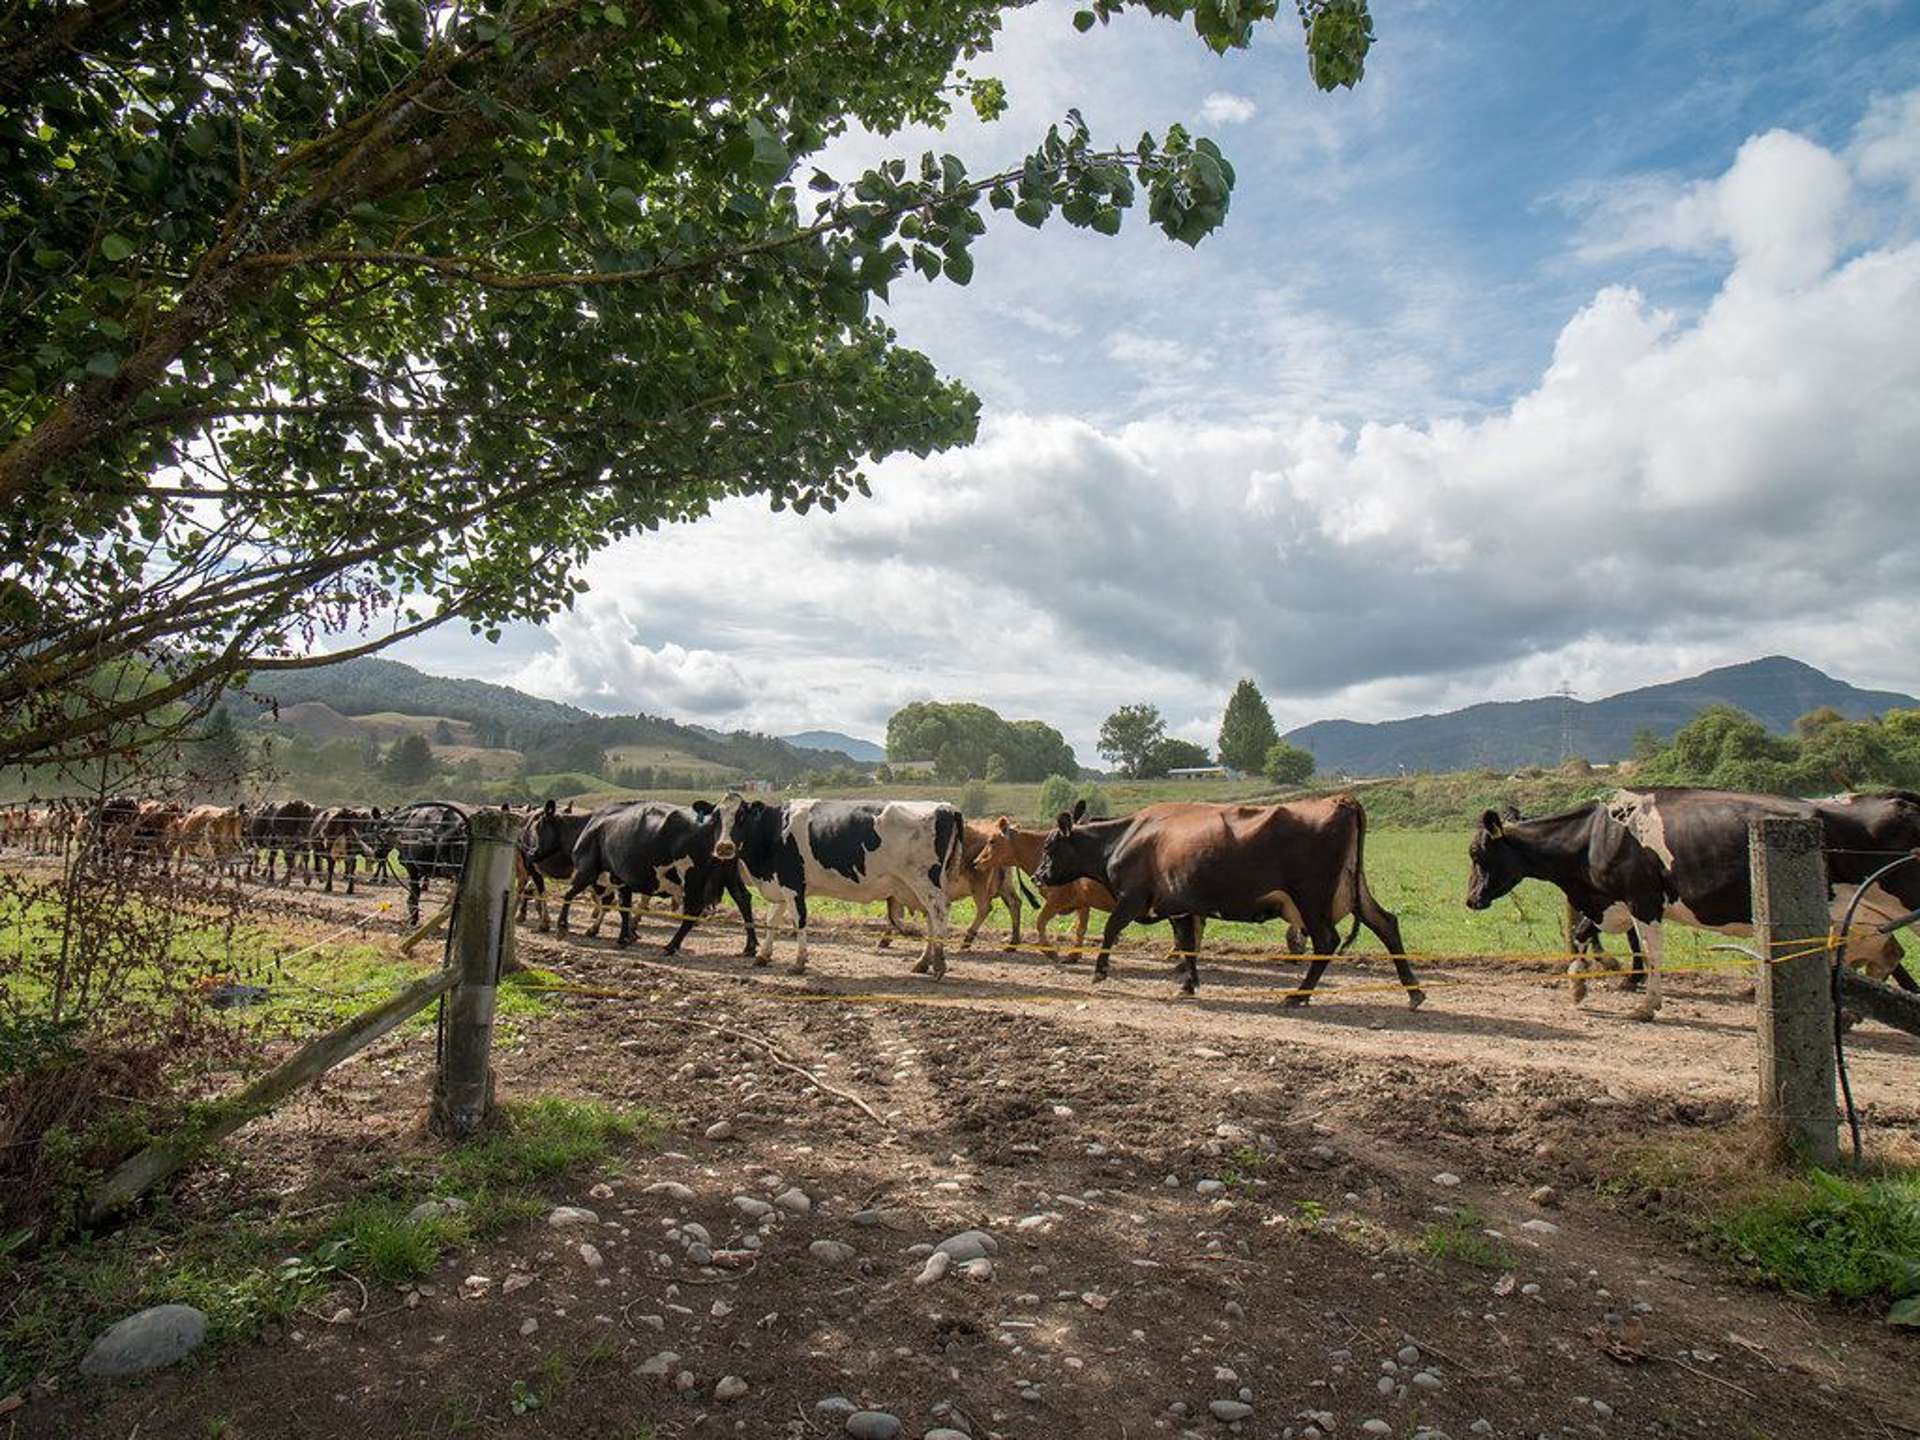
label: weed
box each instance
[509,1378,542,1416]
[1716,1168,1920,1315]
[1419,1207,1514,1270]
[439,1097,655,1190]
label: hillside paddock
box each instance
[4,851,1919,1439]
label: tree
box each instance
[385,733,437,788]
[0,2,1376,772]
[935,742,972,782]
[985,752,1010,782]
[1216,679,1279,774]
[193,705,249,797]
[1099,704,1166,778]
[1145,736,1210,776]
[433,720,457,746]
[1263,741,1314,786]
[1038,773,1078,818]
[886,702,1075,781]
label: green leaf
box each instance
[101,233,136,263]
[604,3,627,25]
[1074,9,1096,32]
[1013,197,1049,228]
[942,249,974,286]
[85,351,121,378]
[1889,1294,1920,1327]
[987,184,1015,211]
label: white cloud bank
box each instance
[493,96,1920,760]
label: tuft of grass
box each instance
[439,1097,655,1191]
[1716,1168,1920,1307]
[335,1198,472,1285]
[1419,1207,1515,1270]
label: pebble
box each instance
[1225,1300,1245,1320]
[845,1412,903,1440]
[715,1375,749,1402]
[706,1120,735,1140]
[1397,1345,1421,1365]
[645,1181,696,1202]
[926,1430,971,1440]
[673,1369,696,1392]
[1020,1387,1042,1403]
[687,1243,714,1266]
[1411,1370,1442,1391]
[733,1196,775,1221]
[462,1274,493,1295]
[578,1243,604,1269]
[935,1230,998,1262]
[519,1317,539,1337]
[1196,1180,1227,1196]
[774,1187,812,1215]
[1376,1377,1395,1396]
[637,1350,681,1378]
[501,1273,534,1294]
[80,1305,208,1378]
[816,1396,857,1416]
[1593,1400,1614,1419]
[1210,1401,1254,1422]
[589,1181,615,1200]
[405,1197,469,1224]
[1433,1172,1461,1188]
[1519,1219,1561,1235]
[961,1258,994,1281]
[1530,1184,1559,1207]
[1521,1283,1542,1296]
[547,1204,599,1227]
[1471,1422,1493,1436]
[916,1252,953,1286]
[809,1240,857,1265]
[1362,1423,1392,1437]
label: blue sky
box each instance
[395,1,1920,761]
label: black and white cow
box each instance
[557,801,756,955]
[516,800,613,934]
[377,802,472,927]
[709,796,965,977]
[1466,787,1920,1020]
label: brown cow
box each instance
[175,804,247,874]
[1032,795,1420,1003]
[880,819,1024,951]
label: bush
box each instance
[1072,782,1112,818]
[1037,774,1077,819]
[958,781,991,816]
[1716,1168,1920,1312]
[1264,741,1315,786]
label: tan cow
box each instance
[881,818,1024,951]
[175,804,247,873]
[975,816,1115,958]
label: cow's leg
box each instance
[1033,896,1064,957]
[752,894,784,967]
[1629,917,1663,1021]
[787,893,811,975]
[1282,922,1343,1007]
[407,869,423,928]
[959,872,995,950]
[1092,902,1146,982]
[1354,880,1423,1011]
[615,886,637,948]
[343,852,357,896]
[586,883,611,937]
[1071,906,1092,961]
[1170,914,1202,995]
[663,904,697,956]
[908,884,952,979]
[1001,869,1022,947]
[1619,925,1646,991]
[725,871,758,957]
[877,897,900,950]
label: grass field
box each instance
[602,744,742,778]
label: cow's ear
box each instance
[543,798,556,816]
[564,802,574,813]
[371,806,382,819]
[1071,798,1087,823]
[994,815,1012,833]
[693,800,714,817]
[1480,808,1503,838]
[1499,804,1521,823]
[1056,810,1074,835]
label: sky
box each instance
[392,0,1920,762]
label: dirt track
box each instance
[21,871,1920,1439]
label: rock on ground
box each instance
[80,1305,208,1378]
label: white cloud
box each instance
[1200,91,1258,125]
[1851,87,1920,208]
[478,111,1920,763]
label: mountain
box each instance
[1285,657,1919,777]
[234,656,859,781]
[783,730,886,764]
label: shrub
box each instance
[1037,774,1077,819]
[1072,782,1112,818]
[958,781,991,816]
[1264,741,1315,786]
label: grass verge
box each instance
[1715,1168,1920,1315]
[1419,1207,1515,1270]
[0,1096,656,1391]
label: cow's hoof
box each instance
[739,944,758,958]
[876,935,893,950]
[1619,976,1646,992]
[1406,988,1427,1011]
[752,953,772,968]
[1178,981,1197,997]
[1092,969,1110,984]
[615,937,633,950]
[1281,993,1311,1009]
[538,922,551,934]
[959,937,975,951]
[1569,983,1589,1005]
[786,962,807,976]
[662,945,682,958]
[910,956,931,975]
[929,956,948,981]
[1630,1002,1659,1023]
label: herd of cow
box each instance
[4,784,1918,1020]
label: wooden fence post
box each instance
[430,807,518,1139]
[1749,816,1838,1167]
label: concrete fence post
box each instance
[430,807,518,1139]
[1749,816,1838,1167]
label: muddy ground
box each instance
[16,873,1920,1439]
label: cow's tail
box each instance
[1017,874,1040,908]
[1337,798,1368,954]
[935,805,965,885]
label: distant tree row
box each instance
[885,702,1078,782]
[1095,681,1315,784]
[1630,705,1920,794]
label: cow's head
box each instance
[1465,808,1526,910]
[709,791,744,861]
[523,798,569,864]
[976,816,1021,872]
[1032,800,1100,887]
